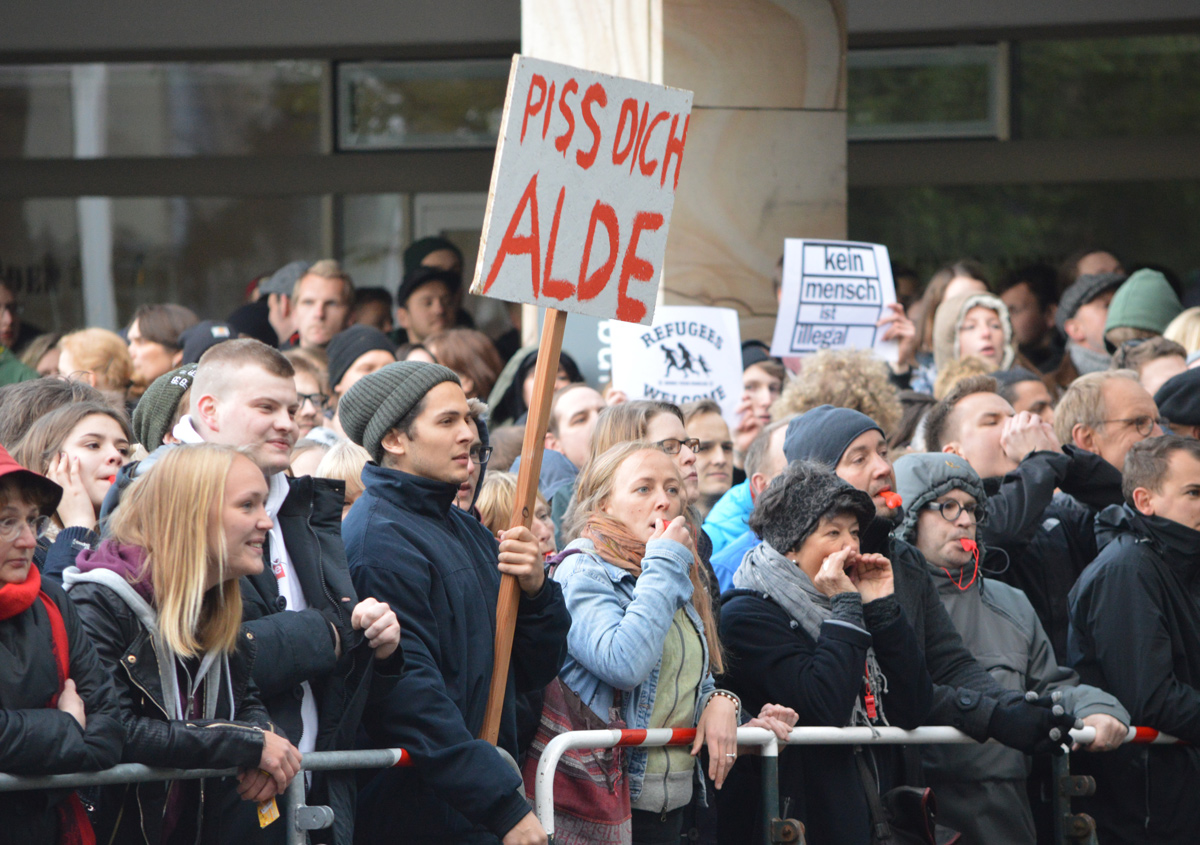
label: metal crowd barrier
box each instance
[533,724,1184,845]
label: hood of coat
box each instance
[933,292,1016,374]
[893,451,987,546]
[1095,502,1200,580]
[75,539,155,602]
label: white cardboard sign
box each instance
[470,55,694,325]
[610,306,744,429]
[769,239,898,363]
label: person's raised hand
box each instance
[648,515,690,548]
[501,811,548,845]
[351,597,401,660]
[732,394,763,457]
[1076,713,1128,752]
[876,302,918,370]
[850,552,894,603]
[237,731,302,802]
[46,453,97,531]
[813,546,857,598]
[498,525,545,596]
[693,693,739,789]
[1000,412,1062,465]
[57,678,86,729]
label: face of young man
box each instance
[1001,282,1050,350]
[381,381,475,486]
[396,281,453,343]
[545,386,606,470]
[687,412,734,500]
[1134,450,1200,532]
[1085,378,1162,471]
[198,366,300,475]
[914,488,979,570]
[294,274,351,349]
[1008,380,1055,425]
[834,429,897,519]
[943,391,1019,479]
[1066,290,1116,354]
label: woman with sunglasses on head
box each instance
[64,444,303,845]
[0,443,123,845]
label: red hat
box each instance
[0,444,63,515]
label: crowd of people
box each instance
[2,242,1200,845]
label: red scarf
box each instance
[0,565,96,845]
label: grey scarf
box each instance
[733,541,888,727]
[1068,340,1111,375]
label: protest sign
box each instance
[610,306,743,428]
[769,239,898,363]
[469,55,694,325]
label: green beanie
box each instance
[1105,269,1182,340]
[339,361,461,464]
[132,363,198,449]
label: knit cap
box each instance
[132,363,198,449]
[327,325,396,391]
[783,405,883,468]
[749,460,875,554]
[1104,269,1182,340]
[339,361,461,463]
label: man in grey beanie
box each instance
[340,361,570,845]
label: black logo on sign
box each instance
[661,343,711,378]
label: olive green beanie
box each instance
[339,361,461,463]
[132,362,198,449]
[1105,269,1182,339]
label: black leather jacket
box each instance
[69,577,273,845]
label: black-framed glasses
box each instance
[1101,416,1166,437]
[655,438,700,456]
[696,440,734,455]
[0,514,52,543]
[469,445,493,464]
[924,500,983,523]
[298,392,329,410]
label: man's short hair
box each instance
[681,399,723,425]
[547,382,596,438]
[193,338,295,406]
[1053,370,1139,446]
[355,286,393,311]
[296,259,355,304]
[745,417,791,480]
[924,375,1000,452]
[1110,337,1187,373]
[1122,434,1200,505]
[998,263,1058,311]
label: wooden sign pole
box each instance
[480,307,568,745]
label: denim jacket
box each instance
[553,537,720,803]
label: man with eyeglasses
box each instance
[0,282,38,386]
[894,451,1128,845]
[924,374,1127,659]
[1054,369,1165,472]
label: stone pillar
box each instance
[522,0,847,341]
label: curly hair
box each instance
[933,355,994,400]
[772,349,902,437]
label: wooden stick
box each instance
[480,307,568,745]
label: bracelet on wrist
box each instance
[708,690,741,721]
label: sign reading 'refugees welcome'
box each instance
[469,55,694,325]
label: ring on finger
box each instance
[724,753,737,758]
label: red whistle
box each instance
[881,490,903,509]
[105,476,116,485]
[959,538,977,553]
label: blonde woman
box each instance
[65,444,302,844]
[315,439,371,520]
[57,328,134,411]
[1164,306,1200,355]
[476,471,557,558]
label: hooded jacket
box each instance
[702,479,753,557]
[1068,504,1200,844]
[65,544,274,845]
[345,463,570,844]
[932,292,1017,375]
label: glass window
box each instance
[848,45,1006,140]
[337,60,509,150]
[0,196,325,333]
[1015,35,1200,139]
[0,61,326,158]
[848,181,1200,285]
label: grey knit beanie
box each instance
[132,362,198,449]
[339,361,461,463]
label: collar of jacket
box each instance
[861,513,898,555]
[361,461,459,516]
[1099,503,1200,579]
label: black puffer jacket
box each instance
[1068,505,1200,844]
[67,563,274,845]
[0,578,124,845]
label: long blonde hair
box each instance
[566,441,723,673]
[108,444,247,657]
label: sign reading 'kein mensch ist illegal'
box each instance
[769,239,898,363]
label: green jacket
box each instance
[0,347,37,386]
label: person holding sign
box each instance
[339,361,569,845]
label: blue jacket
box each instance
[702,480,753,557]
[553,538,718,803]
[345,464,570,844]
[710,529,757,592]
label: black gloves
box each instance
[987,690,1081,756]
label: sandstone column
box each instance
[522,0,847,341]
